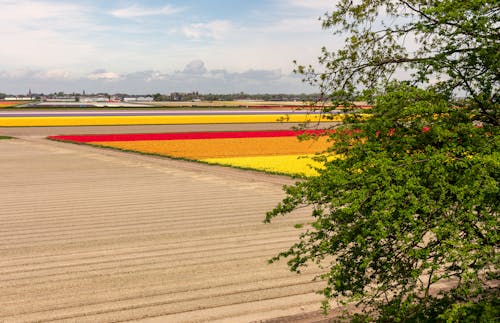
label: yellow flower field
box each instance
[201,154,329,176]
[0,113,342,127]
[51,130,338,177]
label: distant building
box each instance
[45,97,77,102]
[81,97,108,102]
[4,97,33,101]
[123,96,154,102]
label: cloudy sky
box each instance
[0,0,339,95]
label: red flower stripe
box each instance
[49,130,327,143]
[250,105,313,109]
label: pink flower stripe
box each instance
[49,130,326,143]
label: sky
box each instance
[0,0,341,95]
[0,0,340,95]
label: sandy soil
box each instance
[0,128,336,322]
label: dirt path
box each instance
[0,135,333,322]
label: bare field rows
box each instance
[0,131,331,322]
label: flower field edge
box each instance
[60,139,310,177]
[49,137,206,162]
[0,113,343,127]
[88,136,332,159]
[48,130,339,177]
[0,101,27,108]
[48,129,327,143]
[201,154,327,177]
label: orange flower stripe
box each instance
[92,136,331,159]
[0,101,25,108]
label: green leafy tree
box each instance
[153,93,164,102]
[266,0,499,321]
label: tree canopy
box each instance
[266,0,499,321]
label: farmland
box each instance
[50,130,334,176]
[0,108,343,322]
[0,108,342,127]
[0,101,28,108]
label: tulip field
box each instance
[0,109,342,126]
[0,101,26,108]
[1,108,342,320]
[2,109,344,176]
[50,130,333,176]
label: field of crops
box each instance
[1,109,344,321]
[1,137,330,321]
[0,101,26,108]
[0,109,343,126]
[50,130,333,176]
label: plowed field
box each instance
[0,135,329,322]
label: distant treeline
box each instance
[153,92,322,102]
[0,91,322,102]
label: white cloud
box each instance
[0,0,99,70]
[87,70,122,81]
[0,0,86,21]
[0,68,34,79]
[252,17,324,34]
[238,69,282,81]
[0,0,337,94]
[110,4,184,18]
[146,71,168,82]
[36,69,74,79]
[182,20,233,40]
[288,0,337,10]
[183,60,207,74]
[0,0,96,35]
[125,71,168,82]
[0,68,71,79]
[0,63,316,94]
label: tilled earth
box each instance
[0,124,337,322]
